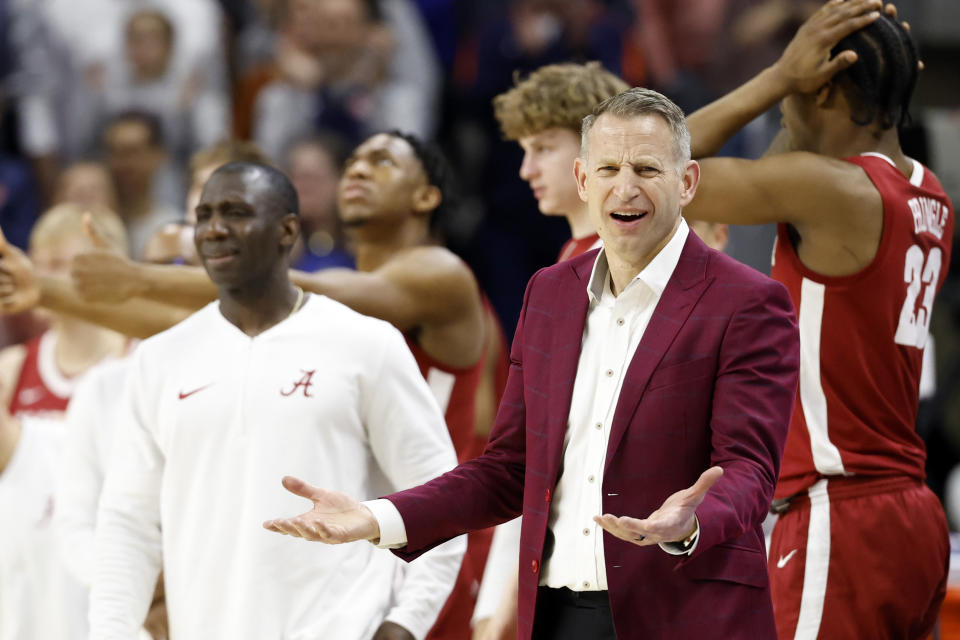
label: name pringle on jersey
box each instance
[908,196,948,240]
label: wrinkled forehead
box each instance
[585,113,678,161]
[199,169,260,206]
[352,134,419,168]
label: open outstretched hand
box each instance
[263,476,381,544]
[594,466,723,547]
[774,0,882,95]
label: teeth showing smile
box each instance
[610,211,646,221]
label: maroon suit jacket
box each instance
[387,232,800,639]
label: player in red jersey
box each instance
[493,62,629,263]
[681,1,952,637]
[329,131,501,640]
[0,204,128,419]
[0,203,129,640]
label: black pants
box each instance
[533,587,617,640]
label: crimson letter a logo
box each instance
[281,369,316,397]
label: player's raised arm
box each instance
[687,0,882,158]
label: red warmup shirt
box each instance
[557,233,601,263]
[772,153,954,499]
[8,332,74,418]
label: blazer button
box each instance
[531,559,539,573]
[544,489,551,503]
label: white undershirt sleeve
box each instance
[361,326,465,640]
[659,517,700,556]
[89,352,163,639]
[472,516,522,625]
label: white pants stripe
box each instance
[794,479,831,640]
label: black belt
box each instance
[539,587,610,608]
[770,496,797,515]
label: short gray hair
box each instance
[580,88,691,165]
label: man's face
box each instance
[194,170,287,288]
[104,121,162,190]
[574,113,698,269]
[32,236,91,280]
[289,0,367,54]
[290,144,339,231]
[126,14,172,80]
[58,163,117,210]
[338,134,427,229]
[518,127,583,217]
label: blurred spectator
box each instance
[242,0,441,160]
[0,144,41,252]
[97,9,231,163]
[632,0,728,112]
[31,0,227,164]
[468,0,623,102]
[53,161,118,213]
[448,0,626,338]
[285,135,355,272]
[0,0,61,200]
[101,111,182,258]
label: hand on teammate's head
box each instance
[774,0,882,95]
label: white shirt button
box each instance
[605,369,614,377]
[582,528,590,536]
[588,475,595,483]
[617,318,625,326]
[594,422,602,430]
[583,581,591,589]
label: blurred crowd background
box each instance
[0,0,958,517]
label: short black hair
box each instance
[104,110,166,148]
[212,161,299,218]
[383,130,458,238]
[830,14,919,130]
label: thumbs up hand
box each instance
[71,212,147,303]
[0,227,41,314]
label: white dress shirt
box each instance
[91,295,464,640]
[369,221,696,589]
[542,220,689,590]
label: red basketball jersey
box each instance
[557,232,601,263]
[7,332,74,419]
[773,154,954,499]
[405,337,484,463]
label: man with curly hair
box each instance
[493,62,629,262]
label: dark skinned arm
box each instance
[687,0,881,158]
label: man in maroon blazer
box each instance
[265,88,800,640]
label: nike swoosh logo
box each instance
[178,384,213,400]
[776,548,799,568]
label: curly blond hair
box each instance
[493,62,629,140]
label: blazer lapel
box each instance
[604,234,712,471]
[544,257,593,475]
